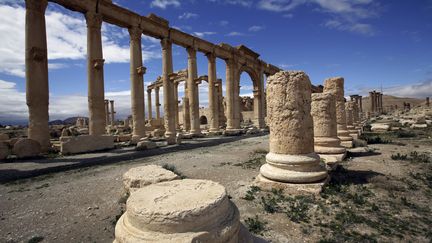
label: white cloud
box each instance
[248,25,265,32]
[150,0,180,9]
[193,31,217,38]
[226,31,246,36]
[0,4,160,78]
[0,79,27,122]
[179,12,199,20]
[384,80,432,99]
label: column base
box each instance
[254,174,329,195]
[340,140,353,148]
[224,129,242,136]
[317,153,346,170]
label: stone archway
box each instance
[199,115,208,125]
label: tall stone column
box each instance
[174,82,180,130]
[324,77,353,148]
[311,92,346,167]
[380,93,383,113]
[187,47,201,135]
[206,52,219,132]
[216,80,225,126]
[129,26,146,138]
[369,92,375,114]
[161,38,176,144]
[256,71,328,194]
[25,0,50,151]
[155,87,161,120]
[225,59,235,131]
[147,89,153,120]
[104,100,110,125]
[182,97,191,131]
[86,11,106,135]
[253,70,265,128]
[110,100,115,126]
[426,97,430,107]
[233,70,241,129]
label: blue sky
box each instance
[0,0,431,123]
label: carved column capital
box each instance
[85,12,103,29]
[206,52,216,62]
[160,38,172,50]
[187,46,197,59]
[128,26,143,41]
[25,0,48,13]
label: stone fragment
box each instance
[12,138,41,159]
[256,71,328,194]
[0,133,9,141]
[60,135,115,155]
[123,165,180,193]
[311,92,346,168]
[370,123,390,132]
[114,179,251,242]
[135,140,157,150]
[0,142,10,160]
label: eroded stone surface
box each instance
[12,138,41,159]
[0,133,10,141]
[258,71,328,187]
[114,179,247,243]
[60,135,114,155]
[0,142,10,160]
[122,165,180,193]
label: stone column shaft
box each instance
[174,82,180,130]
[253,69,265,128]
[104,100,110,125]
[129,26,146,137]
[110,100,115,126]
[187,47,201,135]
[25,0,50,151]
[161,38,176,143]
[225,59,235,130]
[86,12,106,135]
[147,89,153,120]
[155,87,160,119]
[207,53,218,132]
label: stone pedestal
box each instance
[255,71,328,195]
[346,101,359,139]
[114,179,251,242]
[311,93,346,168]
[324,77,353,148]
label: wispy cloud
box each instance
[384,80,432,99]
[226,31,246,36]
[150,0,180,9]
[193,31,217,38]
[179,12,199,20]
[248,25,265,32]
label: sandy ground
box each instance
[1,127,431,243]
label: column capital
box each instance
[187,46,197,59]
[160,38,172,50]
[206,52,216,62]
[128,25,143,41]
[85,12,103,29]
[147,89,152,93]
[25,0,48,13]
[155,86,160,92]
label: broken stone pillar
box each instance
[86,11,106,135]
[129,26,146,139]
[114,179,250,242]
[369,91,375,114]
[161,38,176,144]
[104,100,110,126]
[324,77,353,148]
[187,47,201,135]
[110,100,115,126]
[311,93,346,167]
[155,87,161,120]
[426,97,430,107]
[206,52,219,133]
[147,89,152,120]
[256,71,328,194]
[346,101,359,139]
[25,0,50,152]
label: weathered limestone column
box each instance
[256,71,328,194]
[206,52,219,132]
[253,69,265,128]
[129,26,146,139]
[110,100,115,126]
[174,82,180,130]
[346,101,359,139]
[25,0,50,151]
[86,11,106,135]
[225,59,236,131]
[311,93,346,167]
[352,101,361,131]
[161,38,176,144]
[104,100,110,125]
[324,77,353,148]
[187,47,201,135]
[147,89,152,120]
[426,97,430,107]
[369,92,375,114]
[182,97,191,131]
[216,79,226,126]
[155,87,161,120]
[233,70,241,129]
[380,93,383,113]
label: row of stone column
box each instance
[104,100,115,126]
[256,72,364,195]
[369,91,383,114]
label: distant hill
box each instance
[362,95,426,112]
[48,117,88,125]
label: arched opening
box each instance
[199,115,208,125]
[238,67,259,127]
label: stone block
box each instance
[12,138,41,159]
[122,165,180,193]
[60,135,115,155]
